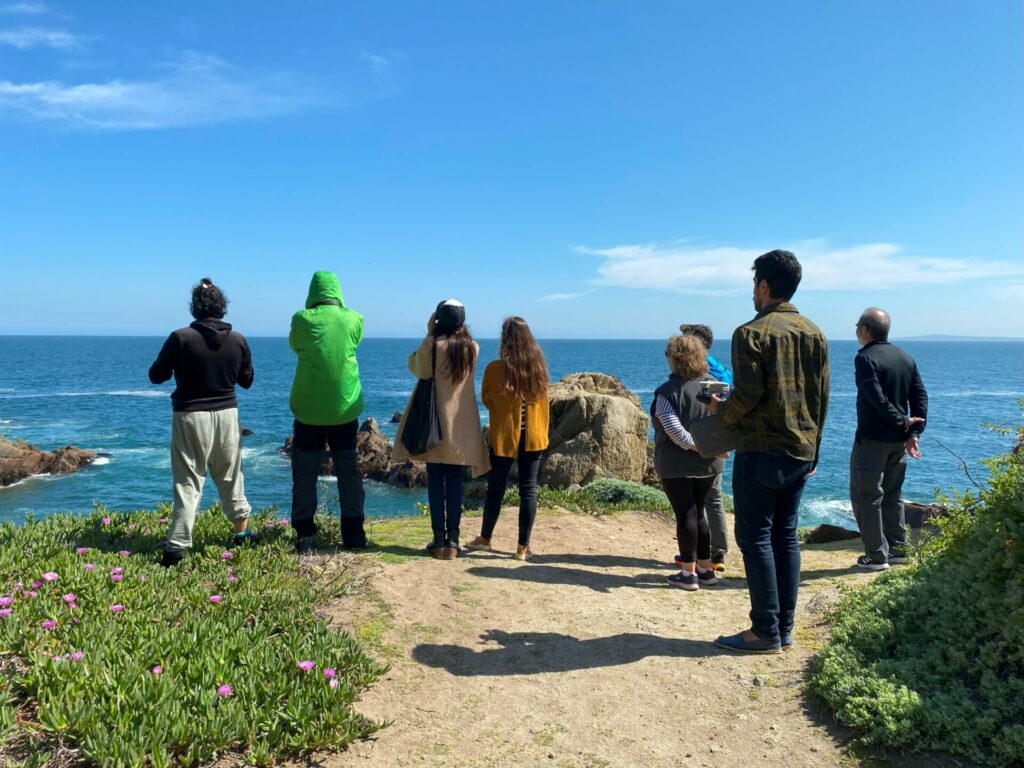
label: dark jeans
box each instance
[427,463,464,545]
[291,419,365,539]
[481,446,543,546]
[732,451,812,643]
[850,437,908,563]
[661,475,716,562]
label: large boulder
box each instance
[0,436,97,488]
[541,373,650,488]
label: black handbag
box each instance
[400,339,443,455]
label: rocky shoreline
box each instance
[0,435,99,488]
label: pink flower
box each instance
[111,574,123,582]
[14,582,22,590]
[278,520,288,528]
[117,550,132,557]
[31,580,43,589]
[101,517,111,525]
[129,523,137,530]
[61,593,77,604]
[143,529,151,536]
[110,604,124,613]
[227,576,238,583]
[75,547,89,554]
[151,665,162,676]
[329,677,339,689]
[26,590,38,599]
[0,609,12,618]
[226,565,234,573]
[71,651,84,662]
[264,522,276,530]
[323,668,336,679]
[83,563,96,571]
[110,567,123,575]
[138,575,146,583]
[158,517,168,525]
[220,552,233,560]
[41,572,59,583]
[41,619,57,630]
[217,684,232,697]
[297,660,316,672]
[208,595,222,604]
[0,596,12,608]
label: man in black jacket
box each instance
[850,308,928,571]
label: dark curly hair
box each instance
[189,277,228,320]
[753,249,802,301]
[678,323,713,351]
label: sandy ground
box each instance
[287,507,908,768]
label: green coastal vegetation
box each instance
[810,412,1024,766]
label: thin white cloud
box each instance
[1,3,49,14]
[539,289,595,302]
[0,26,76,48]
[991,283,1024,301]
[0,51,321,129]
[576,239,1024,294]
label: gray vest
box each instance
[650,375,725,479]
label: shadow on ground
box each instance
[412,629,726,676]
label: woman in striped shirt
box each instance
[650,335,725,590]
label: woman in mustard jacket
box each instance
[466,317,550,560]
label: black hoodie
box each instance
[149,319,254,412]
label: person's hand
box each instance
[427,312,437,334]
[906,434,921,460]
[717,452,730,459]
[906,417,925,431]
[708,394,724,414]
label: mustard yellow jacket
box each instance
[481,360,550,458]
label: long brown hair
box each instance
[500,316,549,401]
[438,325,477,385]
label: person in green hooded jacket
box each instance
[289,271,366,552]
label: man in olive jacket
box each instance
[289,271,366,552]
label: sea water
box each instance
[0,336,1020,528]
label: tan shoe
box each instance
[442,545,459,560]
[464,536,492,552]
[514,545,532,561]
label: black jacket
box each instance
[854,340,927,443]
[149,320,254,412]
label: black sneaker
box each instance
[228,530,259,548]
[160,549,184,568]
[855,555,890,571]
[697,567,720,586]
[295,536,316,556]
[887,549,910,564]
[667,571,699,591]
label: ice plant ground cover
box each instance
[0,504,387,767]
[809,411,1024,766]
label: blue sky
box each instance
[0,1,1021,339]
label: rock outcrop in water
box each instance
[0,436,98,488]
[541,372,650,488]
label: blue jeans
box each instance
[732,451,812,643]
[426,463,464,545]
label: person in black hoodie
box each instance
[149,278,255,566]
[850,308,928,571]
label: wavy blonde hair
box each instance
[665,335,709,379]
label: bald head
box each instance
[858,308,891,341]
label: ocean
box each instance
[0,336,1021,529]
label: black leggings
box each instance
[661,475,716,563]
[481,446,543,546]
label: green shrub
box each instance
[583,478,672,511]
[810,413,1024,765]
[0,505,386,767]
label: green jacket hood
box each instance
[305,271,345,309]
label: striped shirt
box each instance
[654,394,695,451]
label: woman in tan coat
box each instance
[393,300,489,559]
[466,317,549,561]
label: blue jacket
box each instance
[707,354,733,386]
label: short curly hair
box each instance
[189,277,228,320]
[665,335,709,379]
[679,323,713,350]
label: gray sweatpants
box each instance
[849,437,908,564]
[705,472,728,558]
[166,408,251,553]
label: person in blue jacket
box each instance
[679,323,732,570]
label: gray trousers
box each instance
[850,437,908,563]
[167,408,251,553]
[704,472,728,557]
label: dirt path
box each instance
[317,509,876,768]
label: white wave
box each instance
[0,390,167,399]
[0,419,12,424]
[802,498,856,523]
[105,390,167,398]
[90,457,111,466]
[932,391,1021,398]
[0,472,54,490]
